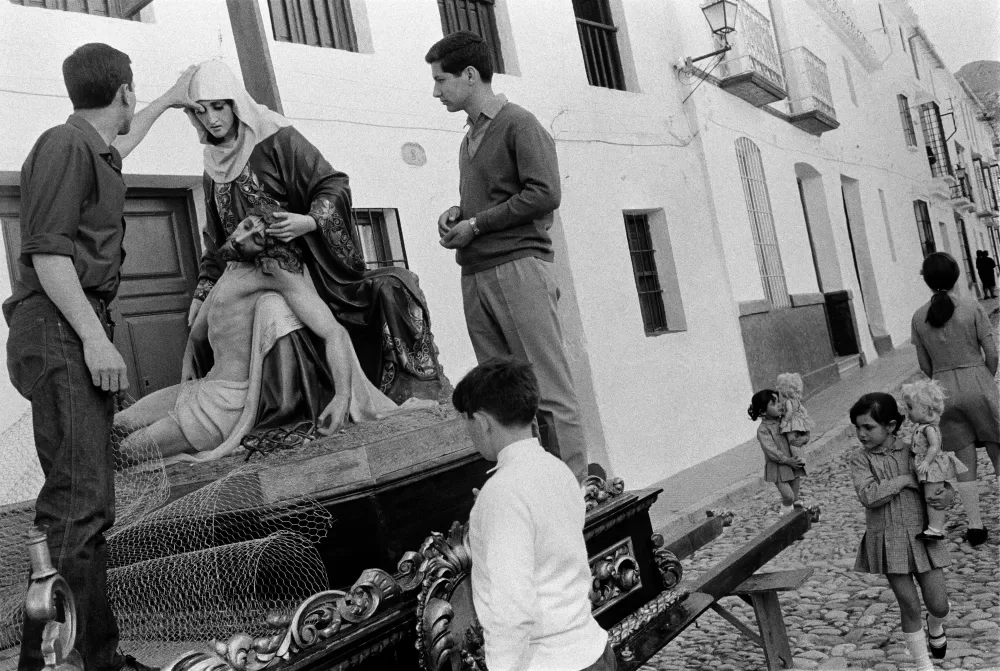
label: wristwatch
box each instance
[469,217,481,237]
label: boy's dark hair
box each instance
[849,392,904,434]
[62,43,133,110]
[424,31,494,83]
[920,252,960,328]
[452,358,539,427]
[747,389,778,421]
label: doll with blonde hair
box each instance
[901,379,968,541]
[776,372,814,456]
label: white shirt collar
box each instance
[486,437,543,473]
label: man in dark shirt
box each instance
[4,43,196,671]
[425,31,590,483]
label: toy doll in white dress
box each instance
[776,372,815,455]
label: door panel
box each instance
[1,190,200,400]
[115,192,200,398]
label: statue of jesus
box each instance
[114,207,406,464]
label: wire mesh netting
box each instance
[0,394,333,668]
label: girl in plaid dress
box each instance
[849,393,951,670]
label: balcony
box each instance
[716,0,786,107]
[951,175,976,213]
[782,47,839,135]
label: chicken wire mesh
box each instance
[0,398,334,668]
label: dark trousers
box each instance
[7,295,121,671]
[461,257,590,483]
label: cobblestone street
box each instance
[645,446,1000,671]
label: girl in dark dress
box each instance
[185,61,445,435]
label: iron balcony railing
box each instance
[783,47,836,119]
[951,175,973,201]
[718,0,785,92]
[575,17,626,91]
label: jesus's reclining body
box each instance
[114,209,409,464]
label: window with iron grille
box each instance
[899,26,907,52]
[572,0,626,91]
[955,214,977,291]
[986,163,1000,211]
[897,95,917,146]
[623,213,668,334]
[353,208,408,270]
[912,200,935,257]
[437,0,505,75]
[974,158,993,209]
[735,138,790,308]
[268,0,358,51]
[8,0,141,20]
[917,102,952,178]
[908,37,920,78]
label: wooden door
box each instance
[114,190,200,399]
[1,189,201,400]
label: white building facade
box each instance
[0,0,996,492]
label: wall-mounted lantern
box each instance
[685,0,740,67]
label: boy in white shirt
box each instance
[452,359,615,671]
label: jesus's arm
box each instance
[266,268,354,433]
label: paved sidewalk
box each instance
[648,344,921,538]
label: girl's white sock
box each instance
[956,481,984,529]
[904,630,934,670]
[927,611,946,637]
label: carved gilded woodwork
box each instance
[589,538,642,616]
[583,474,626,512]
[649,534,683,590]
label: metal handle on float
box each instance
[25,526,80,671]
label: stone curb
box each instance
[653,368,924,541]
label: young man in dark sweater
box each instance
[425,31,589,483]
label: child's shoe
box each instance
[926,619,947,659]
[916,527,946,541]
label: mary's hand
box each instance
[268,212,318,242]
[317,394,351,435]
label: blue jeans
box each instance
[7,294,122,671]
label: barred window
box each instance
[897,94,917,147]
[955,215,977,290]
[572,0,626,91]
[985,163,1000,211]
[912,200,935,257]
[437,0,505,75]
[917,102,953,179]
[268,0,358,51]
[8,0,142,20]
[735,137,790,307]
[623,213,668,334]
[353,208,407,270]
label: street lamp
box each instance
[686,0,740,66]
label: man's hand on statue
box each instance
[318,395,351,435]
[440,219,476,249]
[438,206,461,238]
[163,65,203,112]
[187,298,203,328]
[268,212,318,242]
[83,336,129,393]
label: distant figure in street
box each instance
[452,359,615,670]
[975,250,997,298]
[849,393,952,670]
[748,389,807,513]
[900,379,967,541]
[426,31,590,483]
[776,372,814,455]
[911,252,999,547]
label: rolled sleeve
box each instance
[19,133,92,265]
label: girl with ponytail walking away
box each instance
[911,252,999,546]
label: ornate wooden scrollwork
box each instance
[588,538,641,616]
[415,522,486,671]
[583,475,626,512]
[649,533,683,590]
[206,548,429,671]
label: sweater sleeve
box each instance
[474,112,561,234]
[757,424,790,464]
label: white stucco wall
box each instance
[0,0,763,489]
